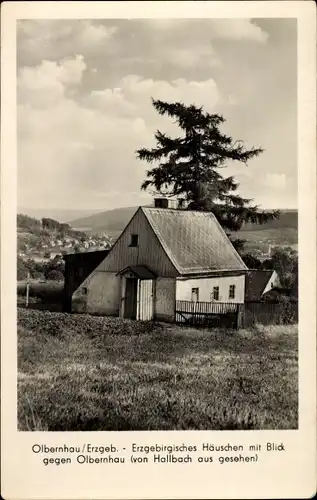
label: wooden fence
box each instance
[175,300,241,328]
[175,299,298,329]
[244,300,298,327]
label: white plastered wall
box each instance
[155,277,176,322]
[176,274,245,303]
[72,270,121,315]
[262,270,281,295]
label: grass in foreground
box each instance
[18,308,298,431]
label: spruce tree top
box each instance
[136,99,279,232]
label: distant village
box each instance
[17,214,116,280]
[18,232,114,263]
[244,242,298,262]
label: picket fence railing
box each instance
[175,299,298,329]
[175,300,241,328]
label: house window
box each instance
[82,287,88,295]
[229,285,236,299]
[191,288,199,302]
[129,234,139,247]
[212,286,219,301]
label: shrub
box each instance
[17,257,29,280]
[17,309,165,338]
[279,299,298,324]
[45,270,64,281]
[17,282,64,304]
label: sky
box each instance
[17,18,297,212]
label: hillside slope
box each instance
[18,207,104,223]
[69,206,298,244]
[69,206,139,237]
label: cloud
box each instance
[144,18,268,43]
[17,20,118,65]
[78,21,117,45]
[264,173,287,190]
[125,19,267,74]
[145,19,187,30]
[209,19,268,43]
[17,59,221,209]
[123,75,219,101]
[16,19,296,211]
[18,55,87,108]
[17,18,267,76]
[86,75,219,125]
[18,20,118,46]
[166,46,221,69]
[88,87,138,116]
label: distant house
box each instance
[65,199,248,321]
[50,251,62,260]
[245,269,281,302]
[30,253,48,264]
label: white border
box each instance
[1,2,316,499]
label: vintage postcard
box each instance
[1,1,316,499]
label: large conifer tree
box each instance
[136,99,279,233]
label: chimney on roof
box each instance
[154,198,169,209]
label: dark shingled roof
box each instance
[245,269,275,301]
[142,207,248,275]
[63,249,110,263]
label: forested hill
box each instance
[69,206,140,237]
[17,213,82,236]
[69,206,298,242]
[241,210,298,231]
[17,214,83,237]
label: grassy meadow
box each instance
[18,308,298,431]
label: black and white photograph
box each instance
[16,17,300,432]
[1,2,316,499]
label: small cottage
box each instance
[66,199,248,322]
[245,269,281,302]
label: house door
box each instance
[137,280,154,321]
[124,278,138,319]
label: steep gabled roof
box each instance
[245,269,275,301]
[141,207,248,275]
